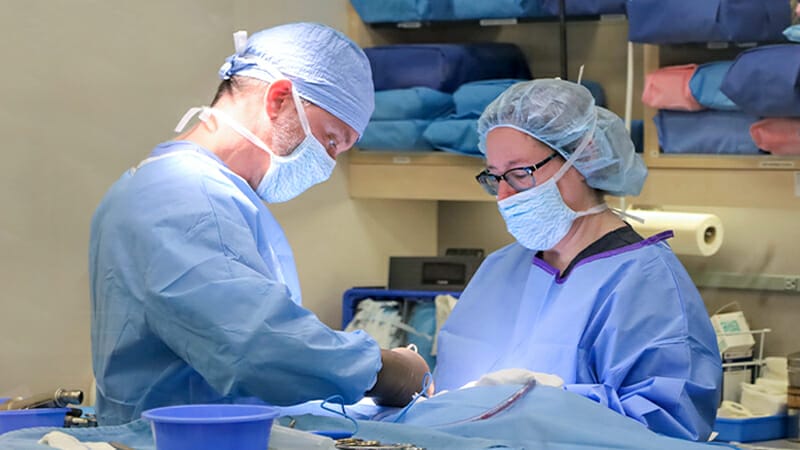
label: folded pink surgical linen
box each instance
[750,118,800,155]
[642,64,704,111]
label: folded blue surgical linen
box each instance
[655,110,761,154]
[689,61,739,111]
[451,0,545,20]
[358,120,434,151]
[350,0,452,23]
[423,118,482,156]
[373,87,454,121]
[452,79,527,117]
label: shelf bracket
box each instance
[691,271,800,293]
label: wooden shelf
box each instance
[629,167,800,210]
[347,149,490,201]
[348,150,800,208]
[644,153,799,171]
[642,44,800,171]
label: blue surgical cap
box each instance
[218,22,375,136]
[477,79,647,197]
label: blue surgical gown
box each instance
[89,141,382,425]
[434,232,722,441]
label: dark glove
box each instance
[366,347,434,407]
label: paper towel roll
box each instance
[628,210,723,256]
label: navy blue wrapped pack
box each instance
[542,0,626,16]
[628,0,791,44]
[358,120,435,151]
[630,119,644,153]
[423,119,482,156]
[373,87,454,121]
[451,0,545,20]
[721,44,800,117]
[350,0,451,23]
[365,43,532,93]
[581,80,607,108]
[721,0,791,42]
[655,110,761,154]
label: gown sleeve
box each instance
[139,183,382,406]
[565,252,721,441]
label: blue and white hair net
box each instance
[477,79,647,197]
[218,22,375,136]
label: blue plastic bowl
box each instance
[0,397,69,435]
[142,404,279,450]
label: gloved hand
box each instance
[366,347,434,407]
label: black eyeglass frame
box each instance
[475,152,559,196]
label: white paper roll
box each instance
[627,210,723,256]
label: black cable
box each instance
[559,0,568,79]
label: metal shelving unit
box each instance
[721,329,772,379]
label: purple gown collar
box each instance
[532,230,675,284]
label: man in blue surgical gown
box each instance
[89,23,430,426]
[434,79,722,440]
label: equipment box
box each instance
[714,414,788,443]
[341,288,461,370]
[341,288,460,329]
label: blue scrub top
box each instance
[434,232,722,441]
[89,141,381,425]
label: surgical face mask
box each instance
[175,85,335,203]
[255,88,335,203]
[497,125,606,251]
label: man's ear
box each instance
[265,79,293,120]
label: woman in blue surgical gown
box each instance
[434,79,722,441]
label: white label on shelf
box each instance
[758,160,795,169]
[397,21,422,29]
[707,42,729,49]
[599,14,626,22]
[479,18,518,26]
[795,172,800,197]
[392,156,412,164]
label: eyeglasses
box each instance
[475,153,558,196]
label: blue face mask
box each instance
[175,85,335,204]
[496,129,606,251]
[254,88,335,203]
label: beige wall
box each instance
[665,206,800,358]
[269,165,438,328]
[0,0,437,398]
